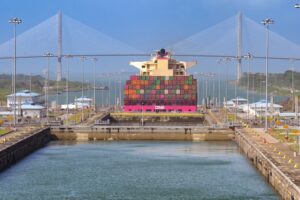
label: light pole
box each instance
[197,74,201,107]
[89,58,98,113]
[289,60,295,114]
[261,18,274,132]
[218,73,221,108]
[212,75,215,107]
[234,70,237,123]
[108,76,111,108]
[44,52,53,124]
[202,74,205,106]
[141,102,144,126]
[193,72,201,107]
[115,77,118,107]
[80,56,87,122]
[101,75,104,108]
[29,73,32,92]
[119,78,122,109]
[9,17,22,129]
[217,59,223,109]
[219,57,231,123]
[65,55,72,125]
[245,53,252,122]
[205,76,208,107]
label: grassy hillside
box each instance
[0,74,88,102]
[238,70,299,96]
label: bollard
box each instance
[294,163,298,169]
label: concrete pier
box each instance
[0,128,52,172]
[235,129,300,200]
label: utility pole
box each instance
[89,58,98,112]
[237,12,243,81]
[262,18,274,132]
[65,55,72,126]
[44,52,53,124]
[246,53,252,122]
[29,73,32,92]
[218,73,221,108]
[80,56,86,122]
[290,60,295,114]
[119,79,122,108]
[9,17,22,129]
[108,77,111,107]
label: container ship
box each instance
[124,49,197,112]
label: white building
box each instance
[74,97,93,109]
[21,103,45,118]
[279,112,300,120]
[224,97,248,109]
[247,100,283,117]
[7,90,43,108]
[61,103,77,110]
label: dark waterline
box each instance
[0,141,279,200]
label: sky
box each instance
[0,0,300,79]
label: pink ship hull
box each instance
[123,105,197,112]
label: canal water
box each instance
[0,141,279,200]
[48,79,288,106]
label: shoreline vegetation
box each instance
[237,70,300,111]
[0,74,90,101]
[238,70,299,97]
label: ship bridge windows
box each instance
[169,64,175,69]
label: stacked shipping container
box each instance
[124,75,197,112]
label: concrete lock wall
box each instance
[51,128,235,141]
[235,130,300,200]
[0,128,52,172]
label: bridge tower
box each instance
[237,12,243,81]
[56,11,62,81]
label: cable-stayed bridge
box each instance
[1,11,300,80]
